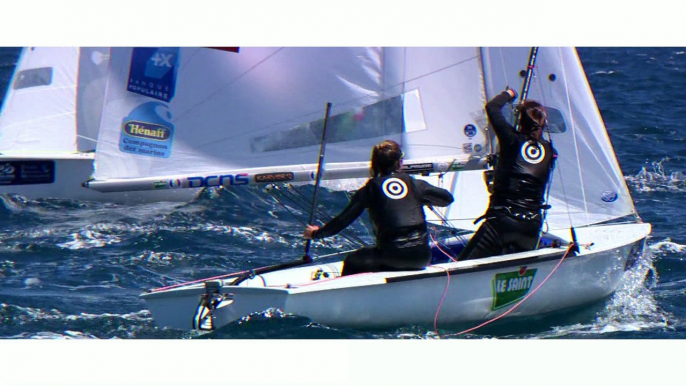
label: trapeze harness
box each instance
[312,172,454,275]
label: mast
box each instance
[230,103,333,287]
[303,102,332,259]
[513,47,539,132]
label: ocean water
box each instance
[0,47,684,343]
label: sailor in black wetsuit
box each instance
[303,140,454,276]
[458,89,557,261]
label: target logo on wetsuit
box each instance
[382,178,408,200]
[520,141,546,164]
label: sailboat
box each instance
[85,47,651,330]
[0,47,199,203]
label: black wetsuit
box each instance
[312,172,454,275]
[458,91,557,260]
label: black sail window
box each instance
[13,67,53,90]
[545,107,567,134]
[250,96,404,153]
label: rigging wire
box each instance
[427,205,469,247]
[176,48,284,124]
[266,184,367,249]
[558,48,590,227]
[497,47,518,128]
[531,47,580,233]
[286,185,368,247]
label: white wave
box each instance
[236,308,290,324]
[1,303,152,324]
[64,310,151,322]
[537,319,670,338]
[130,250,195,265]
[626,158,686,193]
[51,220,294,250]
[1,303,66,323]
[540,248,671,338]
[649,239,686,255]
[23,277,41,288]
[57,229,123,250]
[228,226,290,245]
[1,331,100,339]
[0,194,28,213]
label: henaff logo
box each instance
[123,121,172,141]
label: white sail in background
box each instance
[75,48,109,151]
[0,47,109,153]
[87,47,490,192]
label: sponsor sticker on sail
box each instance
[491,267,537,310]
[119,102,174,158]
[127,47,179,102]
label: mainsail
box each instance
[426,47,638,232]
[0,47,109,153]
[86,47,490,192]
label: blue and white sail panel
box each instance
[0,47,109,154]
[91,47,489,190]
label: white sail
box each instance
[0,47,109,153]
[75,48,109,151]
[87,47,490,192]
[429,47,638,231]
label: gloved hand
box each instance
[303,224,320,239]
[505,86,518,101]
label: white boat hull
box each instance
[142,222,651,330]
[0,153,200,203]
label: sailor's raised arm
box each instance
[485,89,518,142]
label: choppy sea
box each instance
[0,47,684,384]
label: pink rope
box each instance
[429,230,460,335]
[440,244,574,337]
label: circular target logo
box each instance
[520,141,545,164]
[382,178,408,200]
